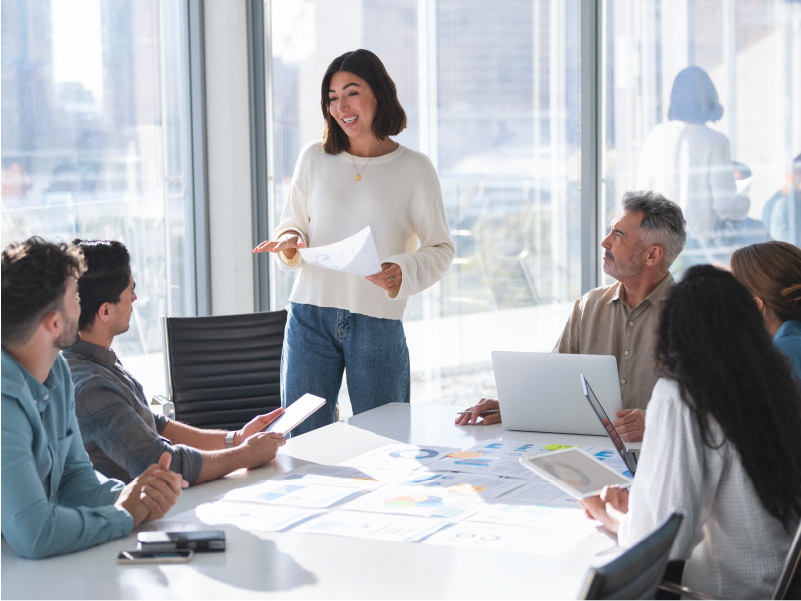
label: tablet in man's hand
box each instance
[262,393,326,435]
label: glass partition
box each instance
[601,0,801,280]
[1,0,197,393]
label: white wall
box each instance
[204,0,255,315]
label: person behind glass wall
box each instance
[730,241,801,383]
[581,265,801,599]
[253,49,455,434]
[636,66,744,265]
[762,152,801,244]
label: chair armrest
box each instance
[658,581,721,600]
[150,394,175,420]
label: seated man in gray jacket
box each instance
[64,239,285,485]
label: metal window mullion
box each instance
[246,0,270,312]
[188,0,211,316]
[580,0,601,294]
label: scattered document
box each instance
[298,226,382,276]
[170,500,322,532]
[468,502,587,530]
[223,479,364,508]
[294,510,451,542]
[390,470,526,501]
[427,454,534,479]
[341,444,458,471]
[343,482,489,520]
[496,479,580,508]
[424,520,594,555]
[270,464,406,490]
[460,439,549,459]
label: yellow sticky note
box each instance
[543,444,578,451]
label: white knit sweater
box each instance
[273,140,455,321]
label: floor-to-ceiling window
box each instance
[1,0,199,392]
[601,0,801,278]
[265,0,583,411]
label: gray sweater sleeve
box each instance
[74,381,203,485]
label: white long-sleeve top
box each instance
[618,378,794,599]
[273,140,455,321]
[636,121,743,242]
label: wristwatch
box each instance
[225,430,236,449]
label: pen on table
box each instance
[456,409,500,416]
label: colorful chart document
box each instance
[427,453,534,479]
[222,479,364,508]
[390,470,526,500]
[298,226,382,276]
[341,444,458,471]
[344,482,489,520]
[294,510,451,542]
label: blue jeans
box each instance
[281,302,410,436]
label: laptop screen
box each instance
[580,374,637,474]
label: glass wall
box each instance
[1,0,197,388]
[602,0,801,279]
[267,0,583,408]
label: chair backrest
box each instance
[580,512,683,600]
[772,518,801,600]
[162,310,287,430]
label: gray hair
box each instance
[622,190,687,267]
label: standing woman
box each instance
[730,241,801,382]
[253,49,454,435]
[581,266,801,599]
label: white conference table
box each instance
[1,403,629,600]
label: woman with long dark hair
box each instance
[731,241,801,382]
[252,49,454,434]
[581,265,801,599]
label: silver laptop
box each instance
[581,374,638,473]
[491,351,623,435]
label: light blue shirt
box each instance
[1,349,133,559]
[774,320,801,384]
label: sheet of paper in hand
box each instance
[298,226,382,276]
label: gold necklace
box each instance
[350,153,373,181]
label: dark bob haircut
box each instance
[72,239,132,330]
[320,49,406,155]
[668,66,724,123]
[1,237,85,347]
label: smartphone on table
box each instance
[137,530,226,552]
[117,549,194,564]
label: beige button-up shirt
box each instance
[553,273,676,410]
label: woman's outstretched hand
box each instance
[253,233,306,259]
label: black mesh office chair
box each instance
[580,512,683,600]
[159,310,287,430]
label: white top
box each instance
[618,378,793,599]
[636,121,743,243]
[273,140,455,321]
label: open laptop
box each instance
[490,351,622,435]
[580,374,639,473]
